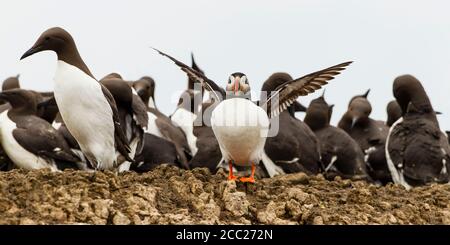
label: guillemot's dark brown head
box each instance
[304,92,330,131]
[20,27,94,78]
[393,75,434,116]
[2,75,21,91]
[386,100,402,127]
[348,89,370,107]
[101,73,123,81]
[0,89,39,115]
[347,97,372,128]
[100,78,133,108]
[133,76,155,105]
[261,72,292,94]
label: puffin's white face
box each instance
[225,73,251,96]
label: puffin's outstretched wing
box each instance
[152,48,226,102]
[261,61,352,118]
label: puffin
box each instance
[304,93,370,181]
[153,48,352,183]
[0,89,82,170]
[261,72,322,175]
[20,27,132,170]
[386,75,450,188]
[338,90,391,184]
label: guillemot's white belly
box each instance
[211,98,269,166]
[0,111,57,171]
[385,117,412,189]
[145,111,164,138]
[171,108,198,155]
[54,60,116,170]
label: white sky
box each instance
[1,0,450,128]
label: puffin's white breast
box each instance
[0,111,56,170]
[54,60,115,170]
[211,98,269,166]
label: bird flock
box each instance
[0,27,448,189]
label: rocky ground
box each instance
[0,164,449,225]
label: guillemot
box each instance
[132,76,192,169]
[133,76,157,109]
[154,48,352,183]
[1,75,21,113]
[386,100,402,127]
[304,93,370,181]
[261,72,322,175]
[338,90,391,184]
[20,27,131,170]
[170,55,207,157]
[386,75,450,188]
[0,89,82,170]
[0,75,22,171]
[2,75,21,91]
[100,75,148,171]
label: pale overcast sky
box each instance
[1,0,450,128]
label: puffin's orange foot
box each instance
[228,160,238,181]
[239,176,255,183]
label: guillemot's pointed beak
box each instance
[351,117,358,129]
[135,88,146,98]
[20,45,43,60]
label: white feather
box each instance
[276,157,299,164]
[148,97,156,109]
[0,111,58,171]
[144,111,163,137]
[171,108,198,155]
[211,98,270,166]
[385,117,411,189]
[54,61,115,170]
[52,121,62,130]
[261,151,285,177]
[325,155,338,172]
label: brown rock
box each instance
[113,211,131,225]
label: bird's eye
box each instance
[45,37,51,41]
[228,76,234,84]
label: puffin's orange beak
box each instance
[234,78,240,95]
